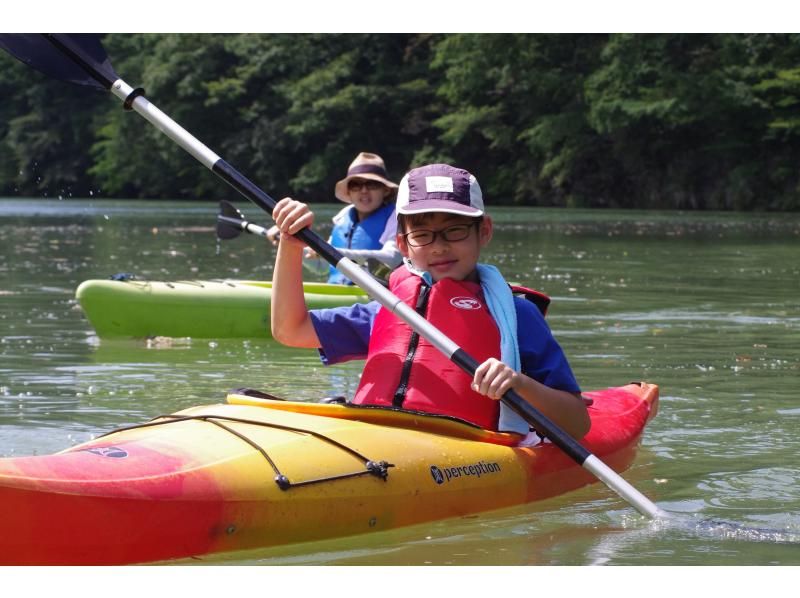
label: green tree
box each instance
[3,34,800,210]
[236,33,440,200]
[585,34,800,209]
[428,34,607,206]
[90,34,237,198]
[0,48,106,198]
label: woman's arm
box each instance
[337,240,403,268]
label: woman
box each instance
[268,152,402,284]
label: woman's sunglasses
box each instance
[348,179,385,192]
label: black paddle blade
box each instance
[219,199,245,221]
[216,200,246,240]
[0,34,118,90]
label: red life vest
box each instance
[352,267,502,429]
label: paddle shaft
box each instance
[15,35,666,520]
[217,214,270,239]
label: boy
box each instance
[271,164,590,441]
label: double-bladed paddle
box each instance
[0,33,666,519]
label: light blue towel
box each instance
[476,264,529,434]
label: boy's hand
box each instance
[272,197,315,248]
[472,358,519,400]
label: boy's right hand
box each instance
[272,197,315,249]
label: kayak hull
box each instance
[75,279,369,339]
[0,383,658,565]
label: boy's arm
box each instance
[270,198,321,348]
[472,359,591,440]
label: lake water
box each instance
[1,198,799,566]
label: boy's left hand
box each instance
[472,358,519,400]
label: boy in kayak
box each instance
[267,152,402,284]
[270,164,590,441]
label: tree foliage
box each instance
[2,33,799,210]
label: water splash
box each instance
[688,516,800,544]
[587,508,800,565]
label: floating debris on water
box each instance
[145,336,192,349]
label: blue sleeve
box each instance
[309,301,380,366]
[515,297,581,393]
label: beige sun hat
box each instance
[334,152,399,203]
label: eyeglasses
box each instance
[347,179,385,192]
[403,222,478,247]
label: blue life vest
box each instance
[328,203,395,285]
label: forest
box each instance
[2,33,800,210]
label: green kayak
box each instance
[75,279,369,339]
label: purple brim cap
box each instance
[396,164,484,216]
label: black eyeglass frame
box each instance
[401,221,480,247]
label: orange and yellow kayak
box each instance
[0,382,658,565]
